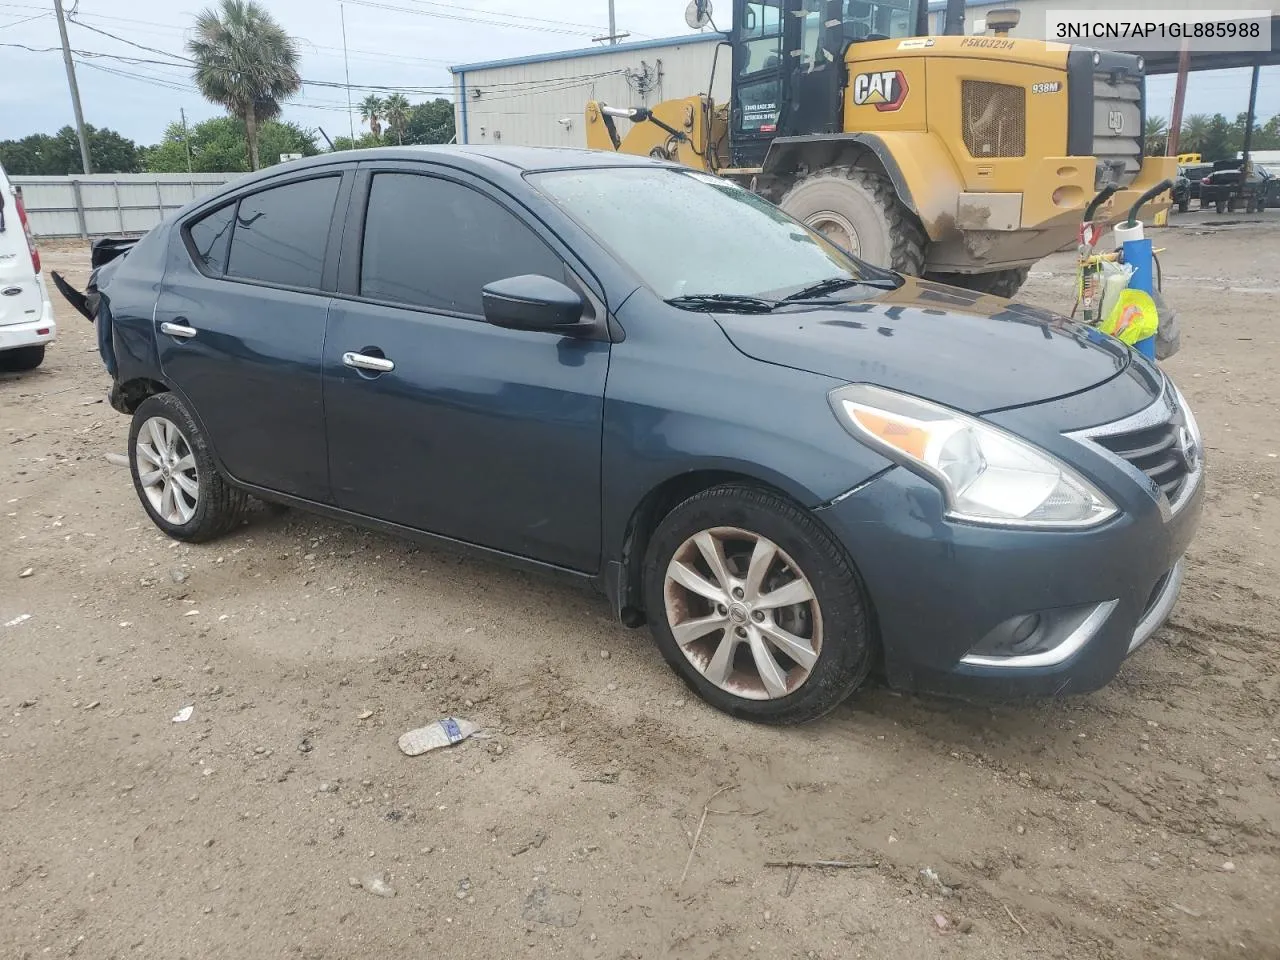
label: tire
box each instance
[0,345,45,371]
[128,392,249,543]
[778,165,926,276]
[925,266,1030,299]
[1216,199,1227,214]
[1227,198,1237,213]
[642,484,874,724]
[1178,199,1189,214]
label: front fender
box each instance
[760,132,964,241]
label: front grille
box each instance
[961,81,1026,159]
[1091,75,1143,185]
[1092,401,1193,505]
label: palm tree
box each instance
[1144,116,1168,155]
[188,0,301,171]
[359,94,384,139]
[384,94,411,146]
[1180,114,1210,154]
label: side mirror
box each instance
[481,275,585,332]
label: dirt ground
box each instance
[3,211,1279,960]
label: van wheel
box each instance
[779,166,926,276]
[643,485,874,724]
[128,392,249,542]
[1178,199,1189,213]
[0,345,45,371]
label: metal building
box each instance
[449,33,730,149]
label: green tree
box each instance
[328,132,383,152]
[383,93,411,145]
[144,116,316,173]
[359,94,385,139]
[1144,116,1168,155]
[1199,113,1235,161]
[404,98,455,145]
[188,0,302,171]
[0,125,141,175]
[1179,114,1210,154]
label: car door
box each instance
[322,165,610,573]
[154,169,350,500]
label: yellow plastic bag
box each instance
[1098,288,1159,346]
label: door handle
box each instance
[160,320,197,339]
[342,351,395,373]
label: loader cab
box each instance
[730,0,923,167]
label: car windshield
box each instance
[531,167,891,303]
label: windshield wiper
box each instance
[665,293,780,313]
[780,276,898,301]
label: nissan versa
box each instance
[57,147,1204,724]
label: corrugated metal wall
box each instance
[12,173,238,238]
[453,36,729,149]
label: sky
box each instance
[1,0,1276,147]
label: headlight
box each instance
[829,384,1117,528]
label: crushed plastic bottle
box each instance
[397,717,480,757]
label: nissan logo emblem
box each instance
[1175,426,1199,471]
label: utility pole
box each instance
[53,0,93,175]
[340,3,355,142]
[591,1,629,45]
[180,107,193,173]
[1166,41,1190,156]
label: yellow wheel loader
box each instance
[585,0,1176,297]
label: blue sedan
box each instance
[58,146,1203,723]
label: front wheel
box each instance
[129,392,249,542]
[643,485,874,724]
[778,166,926,276]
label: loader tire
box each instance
[778,166,926,276]
[925,266,1031,299]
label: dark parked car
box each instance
[1180,163,1214,203]
[59,147,1204,724]
[1170,173,1191,213]
[1199,160,1280,213]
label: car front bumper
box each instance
[814,438,1204,701]
[0,295,56,353]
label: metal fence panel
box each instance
[10,173,239,238]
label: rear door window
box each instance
[358,172,563,316]
[186,203,236,275]
[226,176,341,290]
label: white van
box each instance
[0,163,55,371]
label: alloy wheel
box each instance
[663,526,823,700]
[135,416,200,525]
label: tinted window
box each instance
[226,176,340,290]
[360,173,562,315]
[187,203,235,274]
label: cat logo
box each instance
[852,70,908,112]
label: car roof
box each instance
[255,144,675,177]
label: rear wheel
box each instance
[778,166,926,276]
[129,392,249,543]
[1216,199,1227,214]
[643,485,874,724]
[925,266,1031,299]
[0,345,45,371]
[1178,198,1189,213]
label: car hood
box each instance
[712,277,1131,414]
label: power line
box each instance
[0,9,46,28]
[389,0,610,31]
[341,0,598,35]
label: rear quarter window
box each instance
[185,203,236,275]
